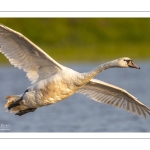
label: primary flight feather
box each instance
[0,24,149,118]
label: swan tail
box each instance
[5,95,21,108]
[5,95,29,113]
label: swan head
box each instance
[117,57,140,69]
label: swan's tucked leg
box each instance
[4,89,37,115]
[8,99,21,110]
[5,89,29,110]
[15,108,37,116]
[5,95,28,112]
[5,95,21,109]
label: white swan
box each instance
[0,24,149,118]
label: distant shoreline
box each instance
[1,18,150,63]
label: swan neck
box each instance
[88,60,118,78]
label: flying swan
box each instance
[0,24,150,119]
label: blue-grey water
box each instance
[0,62,150,132]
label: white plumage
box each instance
[0,24,150,118]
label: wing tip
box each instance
[0,23,6,28]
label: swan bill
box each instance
[127,61,140,69]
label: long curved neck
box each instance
[84,59,119,79]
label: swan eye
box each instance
[124,59,132,63]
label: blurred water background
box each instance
[1,18,150,132]
[0,63,150,132]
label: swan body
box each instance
[0,24,150,118]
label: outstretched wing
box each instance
[0,24,65,84]
[77,79,150,119]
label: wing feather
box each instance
[77,79,150,119]
[0,24,65,84]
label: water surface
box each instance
[0,63,150,132]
